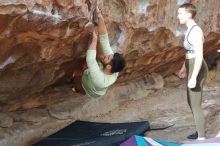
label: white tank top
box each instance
[183,25,198,52]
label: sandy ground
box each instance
[0,71,219,146]
[84,72,220,142]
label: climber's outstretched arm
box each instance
[96,7,107,35]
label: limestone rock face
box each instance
[0,0,219,111]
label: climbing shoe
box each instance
[187,131,198,139]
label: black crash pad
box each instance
[32,120,150,146]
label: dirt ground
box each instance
[0,70,219,146]
[84,70,220,142]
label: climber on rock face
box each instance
[72,6,125,98]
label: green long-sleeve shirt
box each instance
[82,34,118,97]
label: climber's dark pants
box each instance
[73,76,86,94]
[185,58,208,138]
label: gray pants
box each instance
[185,58,208,137]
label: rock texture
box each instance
[0,73,165,146]
[0,69,219,146]
[0,0,219,145]
[0,0,219,111]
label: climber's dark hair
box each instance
[110,53,125,73]
[179,3,197,18]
